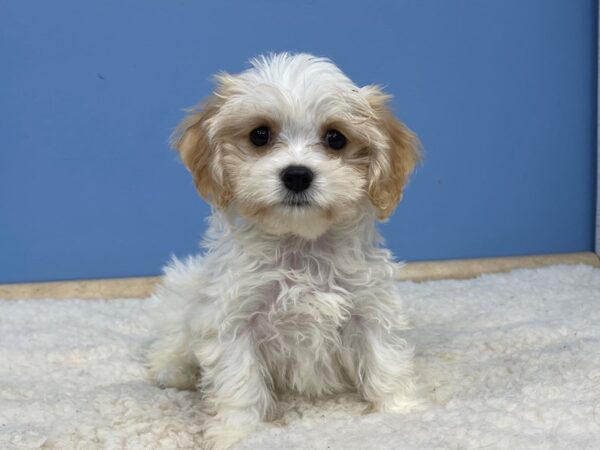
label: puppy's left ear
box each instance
[362,85,421,220]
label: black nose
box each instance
[281,165,314,193]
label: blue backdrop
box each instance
[0,0,597,283]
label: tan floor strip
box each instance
[397,251,600,282]
[0,276,161,300]
[0,252,598,300]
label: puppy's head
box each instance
[173,53,420,239]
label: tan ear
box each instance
[364,86,421,220]
[171,96,232,209]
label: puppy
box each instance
[148,53,421,450]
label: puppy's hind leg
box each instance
[146,256,206,390]
[147,331,199,391]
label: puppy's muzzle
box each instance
[281,166,314,193]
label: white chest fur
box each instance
[244,250,355,396]
[181,213,388,396]
[151,212,406,399]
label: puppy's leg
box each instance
[196,332,275,450]
[148,332,199,390]
[341,317,420,413]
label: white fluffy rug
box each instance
[2,264,600,449]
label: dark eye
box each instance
[325,129,347,150]
[249,126,270,147]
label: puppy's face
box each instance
[174,54,419,239]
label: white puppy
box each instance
[148,53,421,450]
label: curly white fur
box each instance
[148,53,421,450]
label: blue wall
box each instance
[0,0,597,283]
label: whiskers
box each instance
[281,192,312,208]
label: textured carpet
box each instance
[2,265,600,449]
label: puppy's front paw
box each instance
[202,411,262,450]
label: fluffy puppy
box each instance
[148,53,421,450]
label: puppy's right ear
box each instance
[171,96,231,209]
